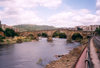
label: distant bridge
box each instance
[19,29,94,42]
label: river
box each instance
[0,38,80,68]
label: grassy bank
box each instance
[46,44,87,68]
[0,36,37,45]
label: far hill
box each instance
[13,24,56,32]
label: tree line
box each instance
[0,28,18,42]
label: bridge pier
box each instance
[34,35,39,41]
[83,36,87,40]
[47,36,53,42]
[67,38,72,43]
[67,35,72,43]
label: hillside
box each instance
[13,24,56,32]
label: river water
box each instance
[0,38,80,68]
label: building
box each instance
[1,24,19,32]
[75,25,100,31]
[88,25,100,31]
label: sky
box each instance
[0,0,99,27]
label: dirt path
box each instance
[75,47,87,68]
[90,38,100,68]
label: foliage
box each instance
[52,31,59,37]
[0,35,5,39]
[0,35,5,42]
[28,34,35,40]
[4,28,18,37]
[0,28,4,32]
[16,39,23,43]
[52,31,66,38]
[77,27,83,31]
[72,33,83,40]
[0,39,4,42]
[6,39,10,44]
[41,33,48,37]
[59,33,66,38]
[95,27,100,35]
[38,33,41,36]
[23,38,31,42]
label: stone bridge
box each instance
[19,29,93,42]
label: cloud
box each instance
[0,7,45,25]
[96,0,100,15]
[0,0,62,25]
[47,9,97,27]
[46,0,99,27]
[96,0,100,10]
[38,0,62,8]
[0,0,99,28]
[0,0,62,8]
[96,0,100,25]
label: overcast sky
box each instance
[0,0,99,27]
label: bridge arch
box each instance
[27,34,35,40]
[52,31,67,38]
[71,33,83,41]
[41,32,48,37]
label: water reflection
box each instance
[0,38,80,68]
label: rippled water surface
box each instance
[0,38,80,68]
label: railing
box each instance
[73,43,87,68]
[73,38,93,68]
[85,49,91,68]
[85,38,93,68]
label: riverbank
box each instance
[0,36,37,45]
[46,43,87,68]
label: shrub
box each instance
[0,35,4,42]
[0,39,4,42]
[72,33,83,40]
[59,33,66,38]
[42,33,48,37]
[0,28,4,32]
[95,27,100,35]
[16,39,23,43]
[27,34,35,40]
[38,33,41,37]
[52,31,59,37]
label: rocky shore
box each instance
[46,44,87,68]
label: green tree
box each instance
[41,33,48,37]
[28,34,35,40]
[95,27,100,35]
[52,31,59,37]
[72,33,83,40]
[38,33,41,37]
[59,33,66,38]
[77,27,83,31]
[4,28,18,37]
[0,35,5,42]
[0,28,4,32]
